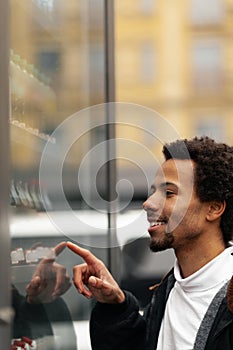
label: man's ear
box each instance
[206,201,226,222]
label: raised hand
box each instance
[26,241,71,304]
[67,241,125,304]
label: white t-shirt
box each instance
[156,246,233,350]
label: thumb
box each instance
[28,275,41,290]
[88,276,106,289]
[26,276,42,296]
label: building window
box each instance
[140,42,156,83]
[190,0,225,25]
[140,0,156,15]
[191,39,223,92]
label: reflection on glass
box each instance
[11,242,77,350]
[10,1,106,349]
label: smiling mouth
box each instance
[149,221,166,227]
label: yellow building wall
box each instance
[115,0,233,144]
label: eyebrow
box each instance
[150,182,178,191]
[161,182,178,188]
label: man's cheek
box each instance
[168,207,188,231]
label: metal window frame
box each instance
[0,0,12,347]
[104,0,120,279]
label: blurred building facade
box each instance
[9,0,233,202]
[115,0,233,143]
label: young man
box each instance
[67,136,233,350]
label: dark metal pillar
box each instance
[104,0,120,279]
[0,0,12,346]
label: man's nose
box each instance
[143,194,160,212]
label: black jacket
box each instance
[90,271,233,350]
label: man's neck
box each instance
[175,238,225,278]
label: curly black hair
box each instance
[162,136,233,245]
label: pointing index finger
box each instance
[54,241,66,256]
[67,241,97,264]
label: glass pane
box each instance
[115,1,233,308]
[10,1,106,349]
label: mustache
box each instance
[147,213,169,223]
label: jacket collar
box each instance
[150,269,233,314]
[227,276,233,313]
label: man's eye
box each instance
[166,191,174,197]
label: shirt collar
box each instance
[174,246,233,292]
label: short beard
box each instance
[149,231,174,253]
